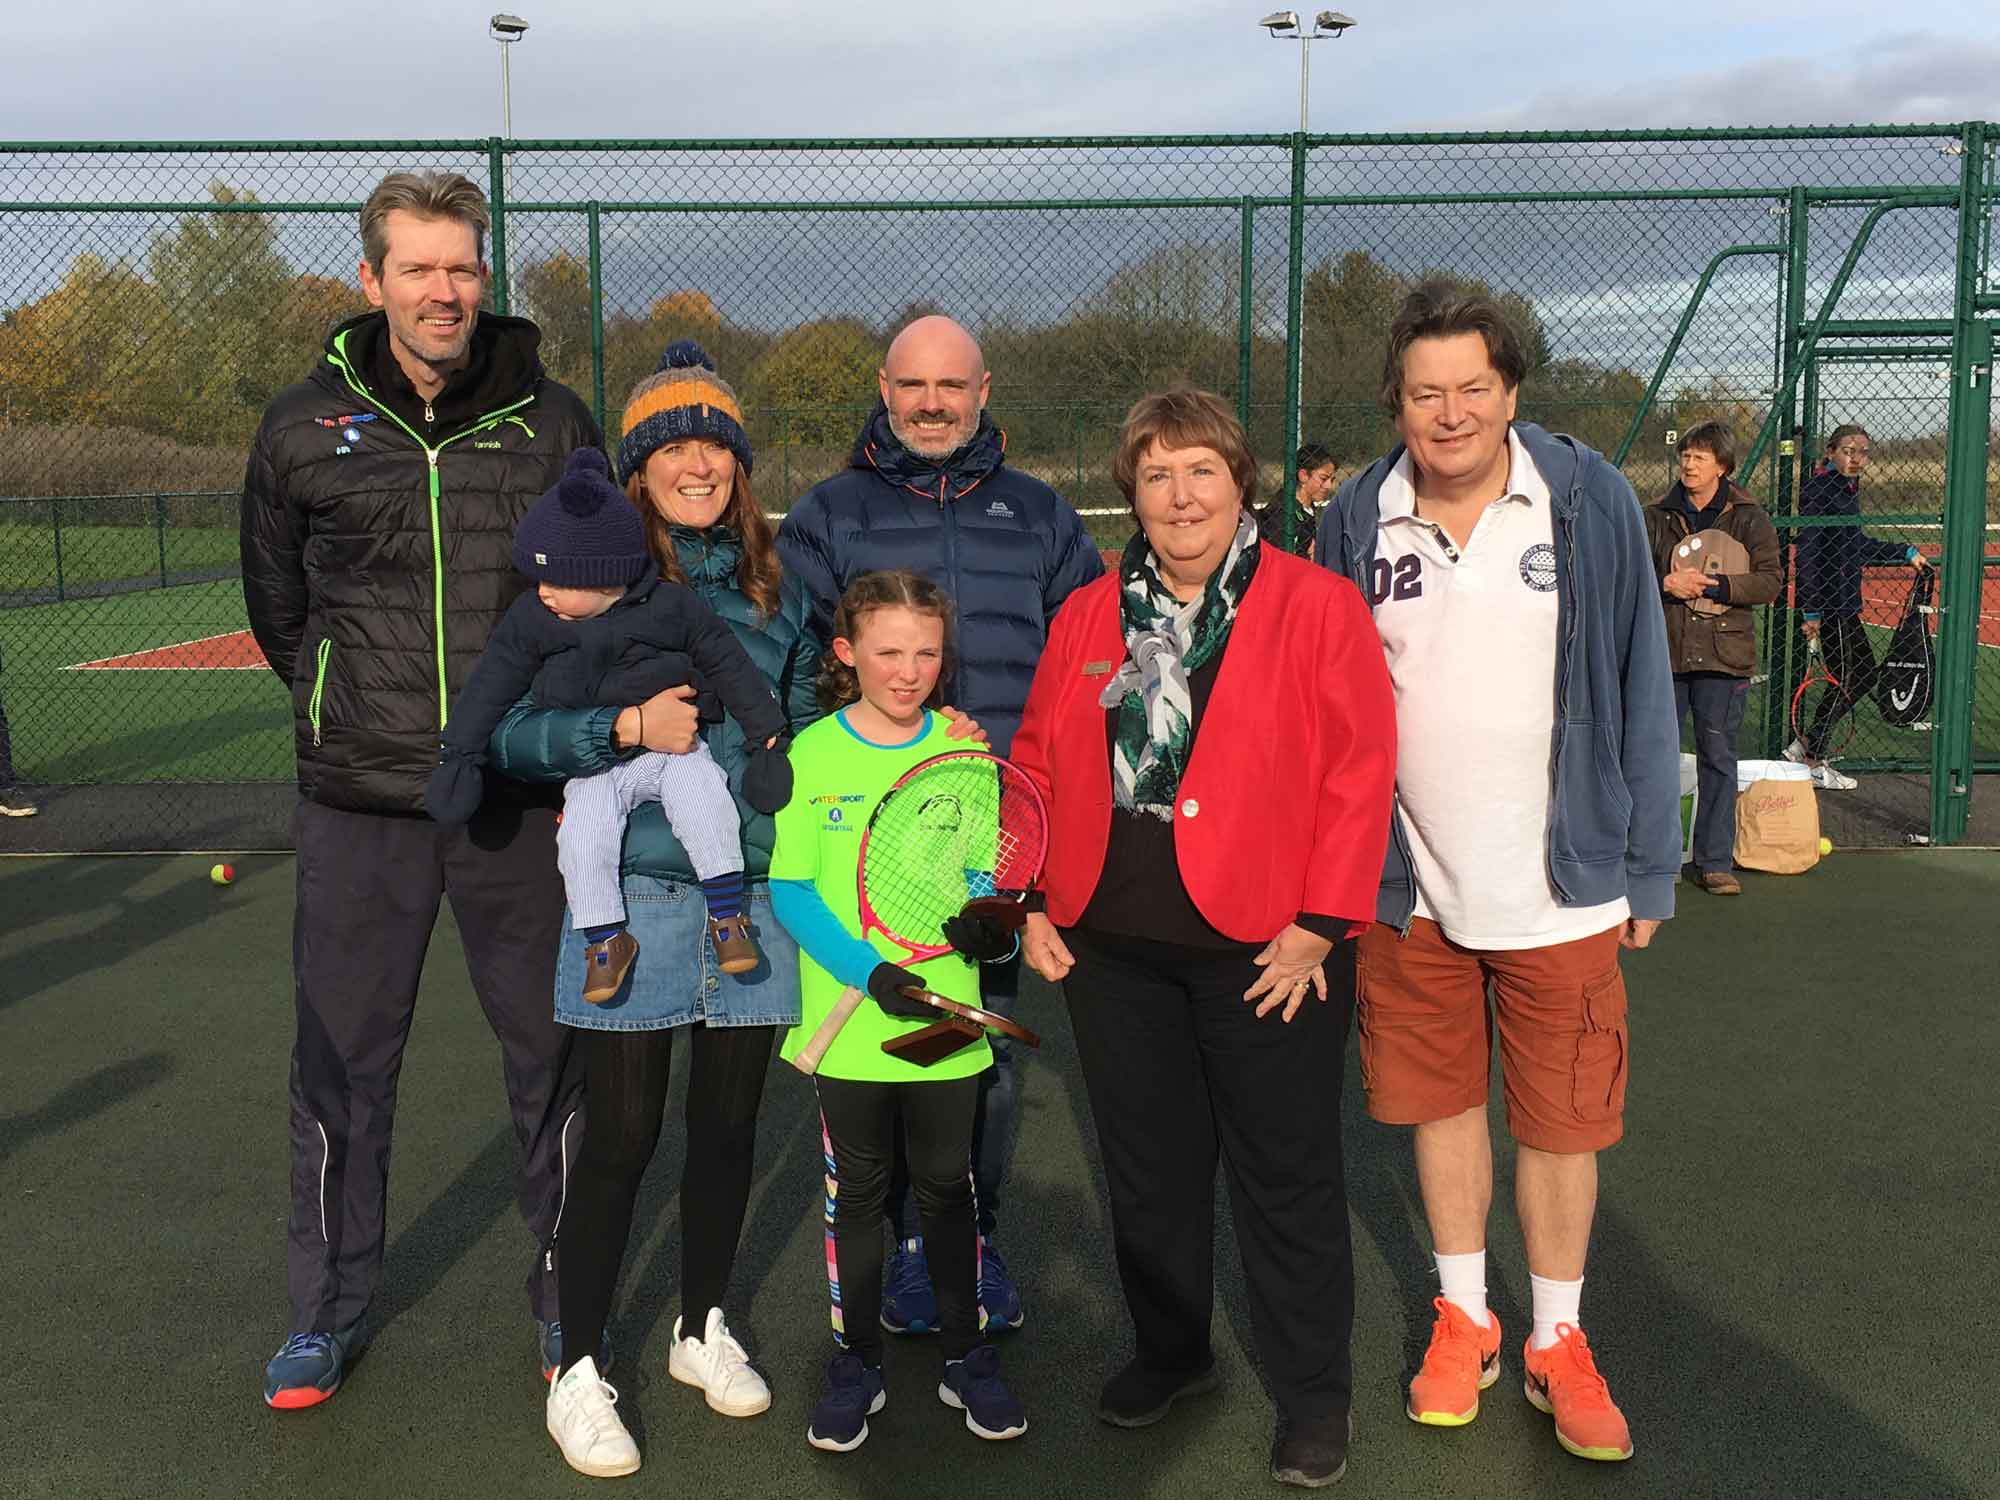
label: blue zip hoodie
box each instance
[1316,421,1681,928]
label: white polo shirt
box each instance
[1369,430,1628,951]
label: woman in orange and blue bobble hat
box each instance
[488,341,824,1477]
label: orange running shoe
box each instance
[1522,1324,1633,1461]
[1406,1297,1501,1426]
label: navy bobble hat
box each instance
[512,447,653,587]
[616,339,755,484]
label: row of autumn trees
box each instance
[1,187,1748,500]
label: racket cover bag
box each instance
[1873,568,1935,727]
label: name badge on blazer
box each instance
[1082,660,1114,676]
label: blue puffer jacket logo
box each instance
[778,402,1105,757]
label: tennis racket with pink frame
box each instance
[790,751,1050,1075]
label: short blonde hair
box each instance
[360,171,491,274]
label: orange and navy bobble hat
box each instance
[616,339,754,484]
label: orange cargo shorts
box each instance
[1354,917,1629,1154]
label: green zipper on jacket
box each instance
[326,330,537,728]
[307,639,332,747]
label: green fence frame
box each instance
[1,125,1996,845]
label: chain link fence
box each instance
[1,128,1994,852]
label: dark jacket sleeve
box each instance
[775,491,840,645]
[1042,501,1106,619]
[776,577,825,736]
[675,592,787,744]
[488,700,624,782]
[440,595,555,761]
[1641,502,1681,582]
[1726,502,1783,608]
[1856,524,1916,568]
[240,418,307,686]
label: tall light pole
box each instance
[488,15,527,310]
[1260,10,1355,515]
[489,14,528,139]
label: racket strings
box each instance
[860,758,1050,953]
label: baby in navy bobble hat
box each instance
[425,443,792,1000]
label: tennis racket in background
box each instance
[1791,636,1859,761]
[789,751,1051,1075]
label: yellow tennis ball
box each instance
[1817,837,1833,856]
[210,862,236,886]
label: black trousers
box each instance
[1062,926,1356,1423]
[555,1022,777,1378]
[1804,614,1879,757]
[1675,671,1749,874]
[817,1075,982,1364]
[0,641,17,787]
[888,950,1019,1241]
[286,797,583,1332]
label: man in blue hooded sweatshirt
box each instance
[778,314,1103,1338]
[1319,282,1678,1465]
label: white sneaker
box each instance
[669,1307,772,1417]
[1810,763,1858,791]
[546,1355,641,1477]
[1782,738,1809,765]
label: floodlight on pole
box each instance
[1260,8,1357,514]
[489,14,528,139]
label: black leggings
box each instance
[1804,614,1879,757]
[556,1022,776,1377]
[816,1075,981,1365]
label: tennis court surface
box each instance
[3,850,1994,1499]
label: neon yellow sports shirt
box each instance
[771,710,992,1084]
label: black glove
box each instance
[867,962,935,1020]
[741,742,793,815]
[424,754,485,826]
[942,909,1016,963]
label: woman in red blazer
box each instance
[1010,388,1395,1490]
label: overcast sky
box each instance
[2,1,1995,141]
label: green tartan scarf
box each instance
[1100,511,1260,820]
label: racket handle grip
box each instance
[791,985,865,1076]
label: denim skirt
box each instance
[554,875,801,1032]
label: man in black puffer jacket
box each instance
[241,172,633,1411]
[778,313,1102,1338]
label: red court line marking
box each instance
[66,630,270,671]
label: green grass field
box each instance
[0,521,240,596]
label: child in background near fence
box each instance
[1788,423,1930,791]
[768,570,1026,1453]
[425,446,793,1000]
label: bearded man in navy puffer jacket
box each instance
[778,314,1102,1337]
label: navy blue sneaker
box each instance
[939,1343,1027,1440]
[881,1236,939,1334]
[538,1320,614,1382]
[807,1354,886,1452]
[263,1319,363,1410]
[977,1236,1024,1332]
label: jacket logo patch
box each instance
[1082,660,1113,676]
[986,499,1015,518]
[314,413,377,428]
[1518,542,1558,592]
[474,439,502,449]
[534,552,548,564]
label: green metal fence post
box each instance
[1281,134,1308,552]
[1930,121,1993,845]
[586,201,606,434]
[1767,187,1810,758]
[1237,196,1255,430]
[1073,404,1084,500]
[50,498,64,603]
[487,137,510,314]
[155,493,168,587]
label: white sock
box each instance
[1529,1273,1584,1350]
[1434,1250,1488,1325]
